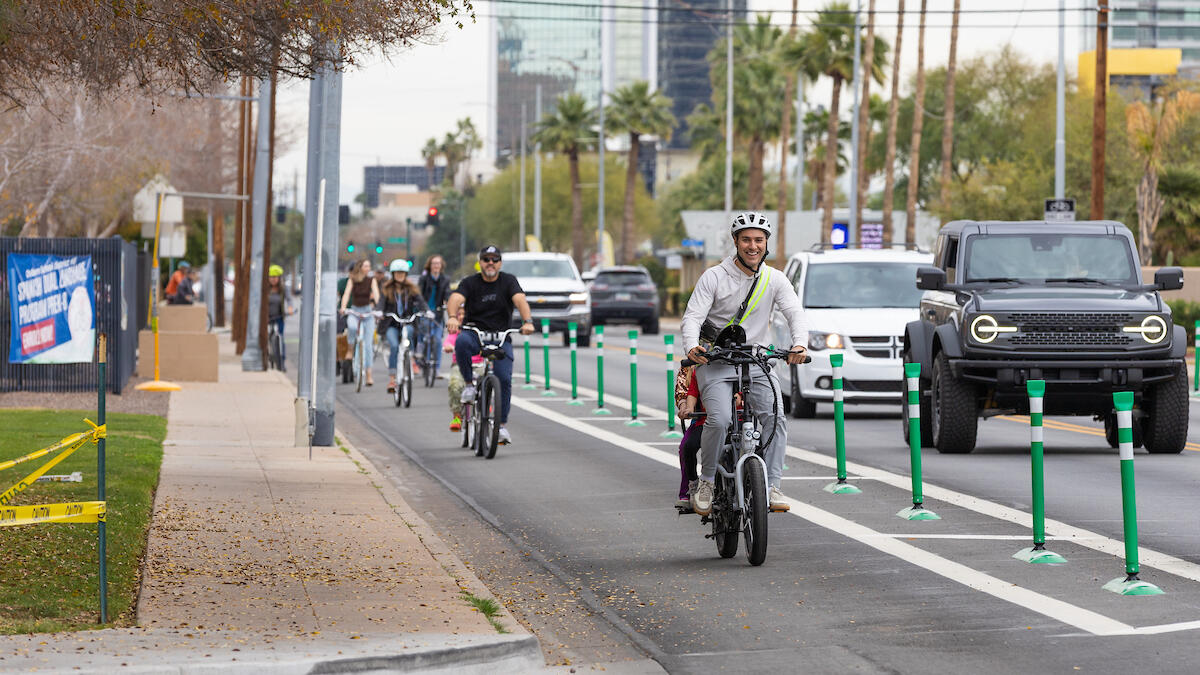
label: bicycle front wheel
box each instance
[480,374,501,459]
[355,338,365,393]
[424,342,437,387]
[713,475,739,558]
[461,403,472,448]
[401,351,413,408]
[743,460,769,566]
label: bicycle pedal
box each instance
[769,504,791,513]
[675,505,695,515]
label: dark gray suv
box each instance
[903,220,1188,454]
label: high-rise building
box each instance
[1082,3,1200,78]
[362,166,445,208]
[657,0,747,150]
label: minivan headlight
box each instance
[808,332,843,351]
[1123,315,1168,344]
[969,314,1017,343]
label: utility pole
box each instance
[724,0,734,243]
[534,84,543,246]
[848,0,862,243]
[258,59,278,362]
[520,102,527,251]
[241,75,273,372]
[232,77,249,349]
[298,67,325,445]
[1091,0,1109,219]
[598,88,606,267]
[1055,0,1066,200]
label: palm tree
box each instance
[939,0,961,206]
[605,81,676,264]
[881,0,905,244]
[1126,88,1200,263]
[455,117,482,186]
[532,92,597,269]
[708,15,788,210]
[685,102,727,163]
[440,132,466,188]
[794,2,856,240]
[421,137,439,188]
[905,0,929,246]
[853,0,889,231]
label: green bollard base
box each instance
[897,505,941,520]
[824,481,862,495]
[592,407,613,416]
[541,389,557,397]
[566,399,585,406]
[1103,576,1164,595]
[625,419,647,427]
[660,429,684,439]
[1013,546,1067,564]
[522,383,538,390]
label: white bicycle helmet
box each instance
[730,212,773,238]
[389,259,411,273]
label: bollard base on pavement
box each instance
[136,380,181,392]
[625,419,646,427]
[541,389,556,397]
[591,407,613,415]
[660,429,684,439]
[824,480,862,495]
[1013,546,1067,564]
[1103,576,1164,595]
[897,505,940,520]
[567,399,585,406]
[522,382,538,390]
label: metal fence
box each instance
[0,237,139,394]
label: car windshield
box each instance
[803,263,926,309]
[963,234,1137,284]
[502,259,577,279]
[595,272,649,286]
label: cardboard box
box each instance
[158,304,208,333]
[138,330,218,382]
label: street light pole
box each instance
[241,76,273,372]
[848,0,862,243]
[1055,0,1066,200]
[534,84,543,246]
[724,0,734,247]
[520,102,527,252]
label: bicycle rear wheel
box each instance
[743,460,768,566]
[460,403,472,448]
[355,338,365,393]
[401,350,413,408]
[713,473,739,558]
[424,341,437,387]
[480,374,501,459]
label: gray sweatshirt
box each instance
[681,256,808,352]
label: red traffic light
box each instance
[428,207,438,217]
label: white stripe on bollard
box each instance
[1117,409,1134,460]
[1031,426,1044,444]
[1030,397,1043,415]
[907,377,920,419]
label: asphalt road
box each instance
[298,318,1200,674]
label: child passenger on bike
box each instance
[444,307,484,431]
[378,259,425,393]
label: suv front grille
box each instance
[1003,312,1135,347]
[849,335,901,359]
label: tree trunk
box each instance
[775,0,800,268]
[622,132,640,265]
[569,148,584,270]
[881,0,905,245]
[748,136,765,210]
[939,0,961,207]
[905,0,928,246]
[1137,166,1165,265]
[257,59,278,365]
[854,0,877,231]
[821,76,844,242]
[233,76,251,353]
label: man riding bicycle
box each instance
[681,213,808,516]
[445,246,536,445]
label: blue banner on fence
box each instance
[7,254,95,364]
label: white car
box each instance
[502,252,593,346]
[771,246,933,417]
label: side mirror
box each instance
[1154,266,1184,291]
[916,266,947,291]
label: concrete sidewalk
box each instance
[0,338,541,674]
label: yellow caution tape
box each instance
[0,500,105,527]
[0,424,104,506]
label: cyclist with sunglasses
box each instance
[445,246,536,445]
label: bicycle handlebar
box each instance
[679,344,811,369]
[461,325,521,345]
[385,310,437,325]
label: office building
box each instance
[1082,2,1200,78]
[362,165,445,209]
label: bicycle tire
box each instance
[472,391,484,457]
[401,350,413,408]
[743,460,768,566]
[713,473,739,558]
[271,332,284,372]
[355,337,365,393]
[424,340,437,387]
[482,374,501,459]
[460,403,472,448]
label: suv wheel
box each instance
[789,365,816,419]
[642,318,660,335]
[901,352,933,448]
[1103,412,1143,449]
[931,352,978,454]
[1143,364,1189,454]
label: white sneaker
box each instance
[692,479,715,515]
[460,384,476,403]
[497,427,512,445]
[769,486,790,512]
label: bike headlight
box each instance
[969,314,1017,343]
[568,292,589,305]
[1122,314,1168,344]
[808,331,843,351]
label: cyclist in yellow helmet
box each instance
[267,264,294,363]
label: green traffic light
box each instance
[347,243,355,253]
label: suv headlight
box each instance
[1123,315,1168,344]
[808,331,843,351]
[568,292,589,305]
[969,314,1017,343]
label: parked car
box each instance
[772,245,933,418]
[589,265,660,334]
[501,252,592,346]
[904,220,1188,454]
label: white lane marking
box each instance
[538,375,1200,587]
[867,534,1102,541]
[511,396,1135,637]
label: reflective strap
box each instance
[1029,397,1043,415]
[1117,409,1134,460]
[833,388,844,403]
[1031,426,1043,444]
[906,376,919,392]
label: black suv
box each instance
[588,266,660,334]
[903,220,1188,454]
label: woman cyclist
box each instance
[379,259,426,392]
[267,264,294,362]
[339,259,381,387]
[417,254,451,376]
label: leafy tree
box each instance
[604,80,675,264]
[904,0,928,245]
[422,137,439,188]
[1125,87,1200,263]
[880,0,905,243]
[531,93,597,269]
[939,0,963,205]
[1154,165,1200,264]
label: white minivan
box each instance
[771,246,933,417]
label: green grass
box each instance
[461,591,509,634]
[0,409,166,634]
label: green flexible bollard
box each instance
[1103,391,1164,595]
[898,362,939,520]
[522,333,536,389]
[626,329,645,427]
[541,319,555,396]
[1013,380,1066,564]
[592,326,611,415]
[824,353,861,494]
[661,335,683,438]
[567,322,582,405]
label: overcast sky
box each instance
[272,1,1095,212]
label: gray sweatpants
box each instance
[695,362,787,488]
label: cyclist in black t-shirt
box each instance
[445,246,536,445]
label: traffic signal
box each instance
[427,206,439,227]
[347,241,355,253]
[275,205,286,223]
[374,241,384,254]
